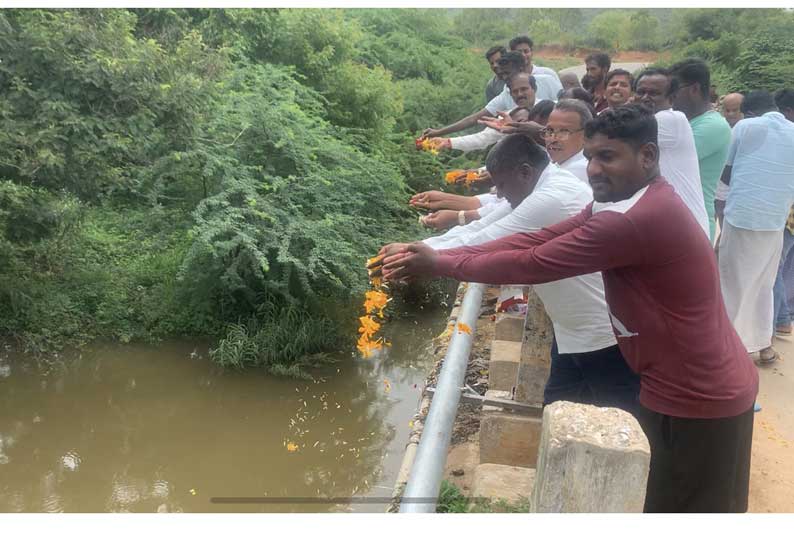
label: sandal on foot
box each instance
[757,347,779,365]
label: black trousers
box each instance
[544,340,641,415]
[637,405,754,513]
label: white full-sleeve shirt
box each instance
[423,162,617,354]
[450,127,504,153]
[475,150,589,217]
[557,150,588,183]
[656,109,710,238]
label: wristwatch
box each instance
[458,210,466,226]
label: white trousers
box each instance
[719,222,783,352]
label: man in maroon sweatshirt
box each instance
[382,105,759,513]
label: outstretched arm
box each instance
[383,210,643,286]
[422,108,490,138]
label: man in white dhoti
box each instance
[718,91,794,364]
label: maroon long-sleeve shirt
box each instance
[435,178,758,419]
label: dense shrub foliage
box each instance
[1,8,792,370]
[0,8,483,368]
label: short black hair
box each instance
[485,45,507,61]
[555,99,594,128]
[775,89,794,111]
[528,100,555,123]
[558,87,596,117]
[585,52,611,70]
[669,58,710,100]
[507,72,537,91]
[486,134,549,177]
[584,104,658,149]
[742,90,777,115]
[605,68,634,89]
[509,35,534,51]
[635,67,677,96]
[498,51,527,73]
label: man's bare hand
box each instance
[382,242,438,282]
[378,242,410,258]
[478,109,515,132]
[410,190,450,211]
[367,243,409,278]
[421,128,443,139]
[421,210,459,230]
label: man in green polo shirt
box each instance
[671,58,732,242]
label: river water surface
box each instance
[0,309,447,513]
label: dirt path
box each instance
[558,62,648,79]
[748,335,794,512]
[536,46,660,64]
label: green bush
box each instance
[6,7,791,371]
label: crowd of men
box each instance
[369,35,794,513]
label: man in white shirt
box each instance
[635,68,710,238]
[543,99,590,182]
[384,116,640,412]
[421,52,529,139]
[430,73,537,154]
[414,98,588,228]
[508,35,563,102]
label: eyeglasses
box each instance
[540,128,583,141]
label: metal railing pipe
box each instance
[399,282,486,513]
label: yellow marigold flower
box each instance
[286,442,299,452]
[358,315,380,338]
[445,170,464,183]
[364,290,389,316]
[357,335,383,358]
[457,323,472,335]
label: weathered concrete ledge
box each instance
[391,283,651,514]
[531,401,650,513]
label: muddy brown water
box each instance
[0,310,447,513]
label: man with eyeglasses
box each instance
[542,100,590,183]
[635,68,709,238]
[374,102,641,414]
